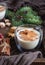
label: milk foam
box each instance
[16,28,40,49]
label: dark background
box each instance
[0,0,45,20]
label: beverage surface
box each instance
[0,5,6,12]
[17,28,40,42]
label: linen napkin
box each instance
[0,51,42,65]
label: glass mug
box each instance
[0,2,7,20]
[15,24,43,51]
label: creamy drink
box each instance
[0,3,6,20]
[16,28,40,49]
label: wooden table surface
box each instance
[32,58,45,65]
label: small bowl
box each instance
[15,24,43,51]
[0,2,7,20]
